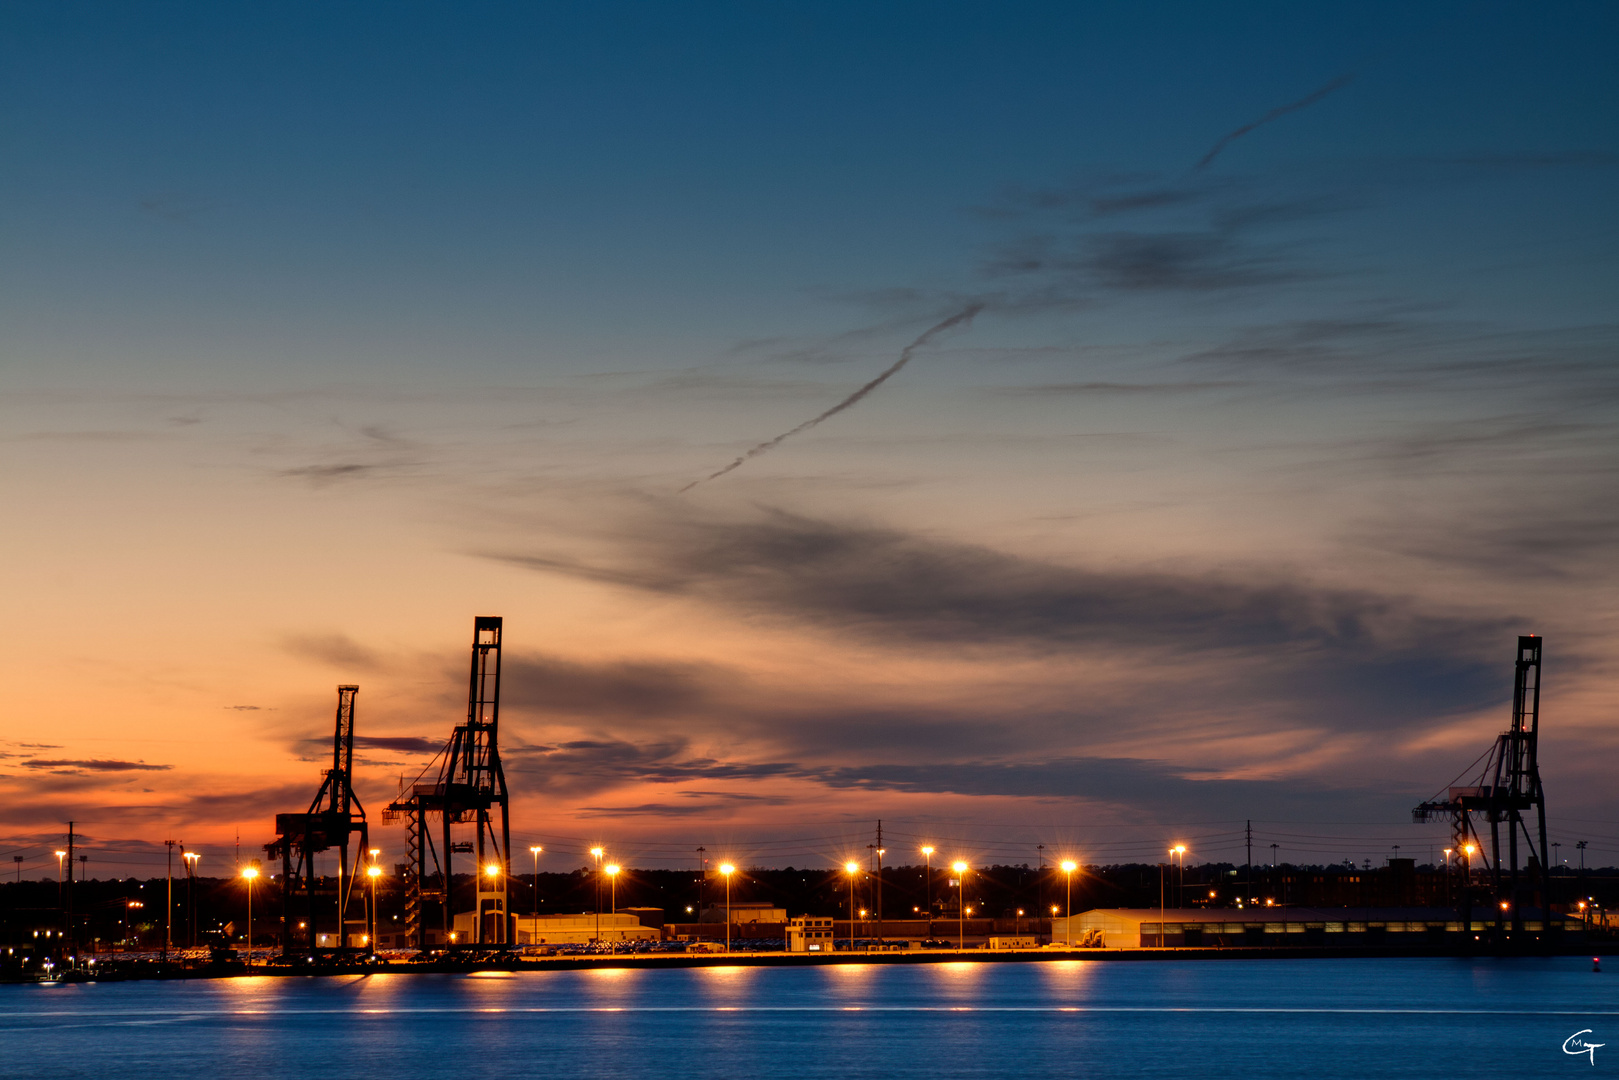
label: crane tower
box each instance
[385,617,512,948]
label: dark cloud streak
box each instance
[20,758,171,772]
[1195,74,1354,170]
[681,305,983,492]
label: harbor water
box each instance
[3,957,1614,1079]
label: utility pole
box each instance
[165,839,175,963]
[1245,821,1252,904]
[1037,844,1045,925]
[65,822,75,960]
[1158,860,1165,947]
[696,846,706,918]
[874,822,884,946]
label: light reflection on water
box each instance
[2,958,1614,1080]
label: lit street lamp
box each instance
[920,846,934,936]
[605,864,620,916]
[1061,860,1078,946]
[719,864,735,952]
[241,863,260,968]
[183,851,200,948]
[483,863,501,946]
[122,898,144,950]
[529,845,543,943]
[591,847,605,943]
[952,862,968,950]
[366,860,383,957]
[845,861,860,952]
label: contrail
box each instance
[1195,74,1354,170]
[680,304,983,492]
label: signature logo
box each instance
[1564,1030,1604,1066]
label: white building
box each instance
[786,916,835,952]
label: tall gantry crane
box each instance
[385,616,512,948]
[267,684,370,954]
[1414,635,1551,938]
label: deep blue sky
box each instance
[5,3,1614,381]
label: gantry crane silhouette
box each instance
[385,616,512,949]
[267,684,370,954]
[1413,636,1552,940]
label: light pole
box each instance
[845,861,859,952]
[529,846,543,942]
[952,862,968,950]
[719,864,735,952]
[1159,854,1166,948]
[920,846,934,937]
[241,863,260,968]
[164,839,175,964]
[1061,860,1077,946]
[183,851,200,948]
[606,863,620,924]
[483,862,501,945]
[123,900,144,952]
[1172,845,1186,908]
[366,849,381,955]
[874,844,885,947]
[590,847,604,944]
[367,863,382,955]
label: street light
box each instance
[183,851,200,948]
[591,847,605,944]
[719,864,735,953]
[366,862,383,957]
[241,864,260,969]
[920,846,934,936]
[1061,860,1078,946]
[529,846,543,939]
[605,864,620,917]
[952,862,968,950]
[1172,845,1187,907]
[845,861,860,953]
[480,862,502,947]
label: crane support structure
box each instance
[1414,636,1551,940]
[266,685,370,954]
[385,616,512,949]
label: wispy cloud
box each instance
[281,632,386,671]
[20,758,171,773]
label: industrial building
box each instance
[510,913,659,946]
[1058,907,1586,948]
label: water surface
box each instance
[4,958,1614,1079]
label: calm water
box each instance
[3,958,1615,1079]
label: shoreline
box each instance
[12,942,1604,983]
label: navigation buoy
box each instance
[1595,957,1602,973]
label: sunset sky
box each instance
[3,2,1616,878]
